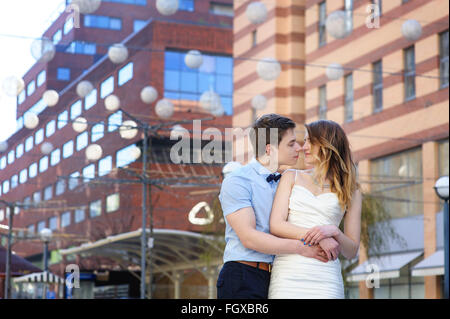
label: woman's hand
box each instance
[302,225,340,246]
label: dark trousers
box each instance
[216,261,271,299]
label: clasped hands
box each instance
[302,225,341,262]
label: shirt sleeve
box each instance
[219,175,252,217]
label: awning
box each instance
[13,271,65,284]
[347,251,423,282]
[411,250,444,277]
[59,228,224,275]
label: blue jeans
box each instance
[216,261,271,299]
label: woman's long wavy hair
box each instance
[304,120,360,212]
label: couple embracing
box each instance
[217,114,362,299]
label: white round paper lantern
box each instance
[200,91,221,112]
[72,117,88,133]
[251,95,267,110]
[76,81,94,98]
[130,145,142,160]
[40,142,54,155]
[402,19,422,42]
[105,94,120,112]
[119,120,139,139]
[42,90,59,107]
[140,86,158,104]
[2,76,25,97]
[155,99,174,119]
[156,0,179,16]
[30,37,55,63]
[24,113,39,129]
[326,10,352,39]
[108,43,128,64]
[0,141,8,152]
[246,2,268,24]
[257,58,282,81]
[326,63,344,81]
[86,144,103,161]
[71,0,102,14]
[185,50,203,69]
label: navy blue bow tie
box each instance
[266,173,281,183]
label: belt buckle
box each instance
[268,264,272,273]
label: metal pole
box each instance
[148,136,153,299]
[140,128,148,299]
[444,200,449,299]
[4,204,14,299]
[43,241,48,299]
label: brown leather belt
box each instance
[235,261,272,272]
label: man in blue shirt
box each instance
[217,114,330,299]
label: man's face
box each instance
[270,128,301,166]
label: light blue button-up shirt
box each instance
[219,158,279,264]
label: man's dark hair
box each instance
[249,113,296,158]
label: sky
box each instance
[0,0,65,142]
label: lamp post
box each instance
[39,228,52,299]
[434,176,449,299]
[1,202,15,299]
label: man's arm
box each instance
[226,207,329,262]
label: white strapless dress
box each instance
[268,183,345,299]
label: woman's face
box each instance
[302,130,320,167]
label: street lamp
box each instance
[434,176,449,299]
[39,228,52,299]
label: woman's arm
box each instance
[303,189,362,259]
[269,170,310,240]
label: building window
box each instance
[29,162,38,179]
[27,80,36,96]
[344,73,353,122]
[53,29,62,44]
[50,148,61,166]
[35,128,44,145]
[16,143,24,159]
[91,123,104,142]
[25,136,34,152]
[210,2,233,17]
[18,90,26,104]
[164,50,234,115]
[49,216,58,230]
[439,30,449,88]
[75,209,85,223]
[7,150,14,165]
[85,88,97,110]
[33,191,41,203]
[63,140,74,159]
[318,1,327,47]
[373,60,383,113]
[106,193,120,213]
[55,179,65,196]
[58,110,68,129]
[345,0,353,33]
[76,132,89,151]
[64,17,74,34]
[70,100,82,120]
[82,164,95,183]
[69,171,80,190]
[84,15,122,30]
[11,175,18,189]
[27,224,35,235]
[404,46,416,101]
[89,200,102,218]
[318,85,327,120]
[0,156,6,170]
[252,30,257,47]
[117,144,139,168]
[371,147,422,218]
[108,111,122,132]
[133,19,147,32]
[19,168,28,184]
[44,185,53,201]
[39,156,49,173]
[2,180,9,194]
[65,41,97,55]
[46,120,56,138]
[118,62,133,86]
[37,221,46,233]
[99,156,112,176]
[179,0,194,12]
[61,211,71,228]
[57,67,71,81]
[37,70,46,87]
[100,76,114,98]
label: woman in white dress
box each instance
[268,120,362,299]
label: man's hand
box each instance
[300,244,329,263]
[318,237,340,261]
